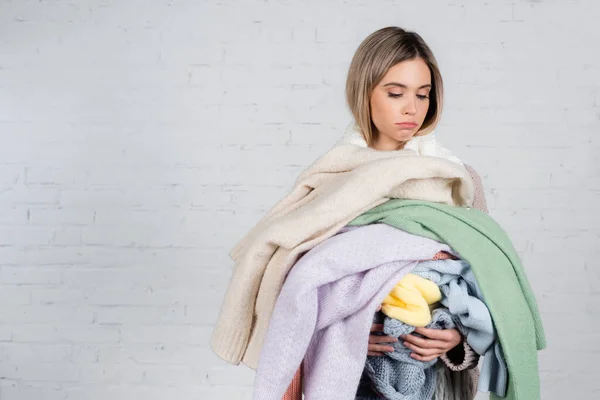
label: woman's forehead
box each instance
[380,60,432,88]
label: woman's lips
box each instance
[395,122,417,128]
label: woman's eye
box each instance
[388,93,429,100]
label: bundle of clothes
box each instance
[210,123,546,400]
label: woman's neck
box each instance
[371,133,407,151]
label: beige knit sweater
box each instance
[210,141,478,368]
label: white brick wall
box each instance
[0,0,598,399]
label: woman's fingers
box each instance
[403,341,443,356]
[367,343,395,353]
[368,332,397,354]
[369,334,398,344]
[400,328,463,360]
[413,327,453,341]
[368,310,460,362]
[401,333,446,350]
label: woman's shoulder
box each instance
[463,164,489,214]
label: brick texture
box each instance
[0,1,598,399]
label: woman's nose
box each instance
[402,98,417,115]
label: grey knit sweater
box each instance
[358,308,465,400]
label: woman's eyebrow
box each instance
[383,82,432,89]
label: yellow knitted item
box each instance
[381,273,442,327]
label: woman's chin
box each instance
[392,132,416,143]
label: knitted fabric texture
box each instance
[420,252,482,375]
[411,259,507,396]
[337,121,488,216]
[252,225,454,400]
[359,308,463,400]
[347,200,546,400]
[356,360,480,400]
[281,364,302,400]
[439,341,479,372]
[463,165,488,214]
[211,140,475,367]
[278,249,475,400]
[412,260,495,355]
[276,170,486,400]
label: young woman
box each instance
[281,26,488,400]
[209,25,493,400]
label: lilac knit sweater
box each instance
[252,225,454,400]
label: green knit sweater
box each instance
[348,199,546,400]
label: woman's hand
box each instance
[368,322,398,356]
[367,304,398,356]
[401,327,462,362]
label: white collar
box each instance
[336,122,463,166]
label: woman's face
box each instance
[369,58,432,151]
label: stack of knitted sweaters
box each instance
[210,126,546,400]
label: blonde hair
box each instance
[345,26,444,147]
